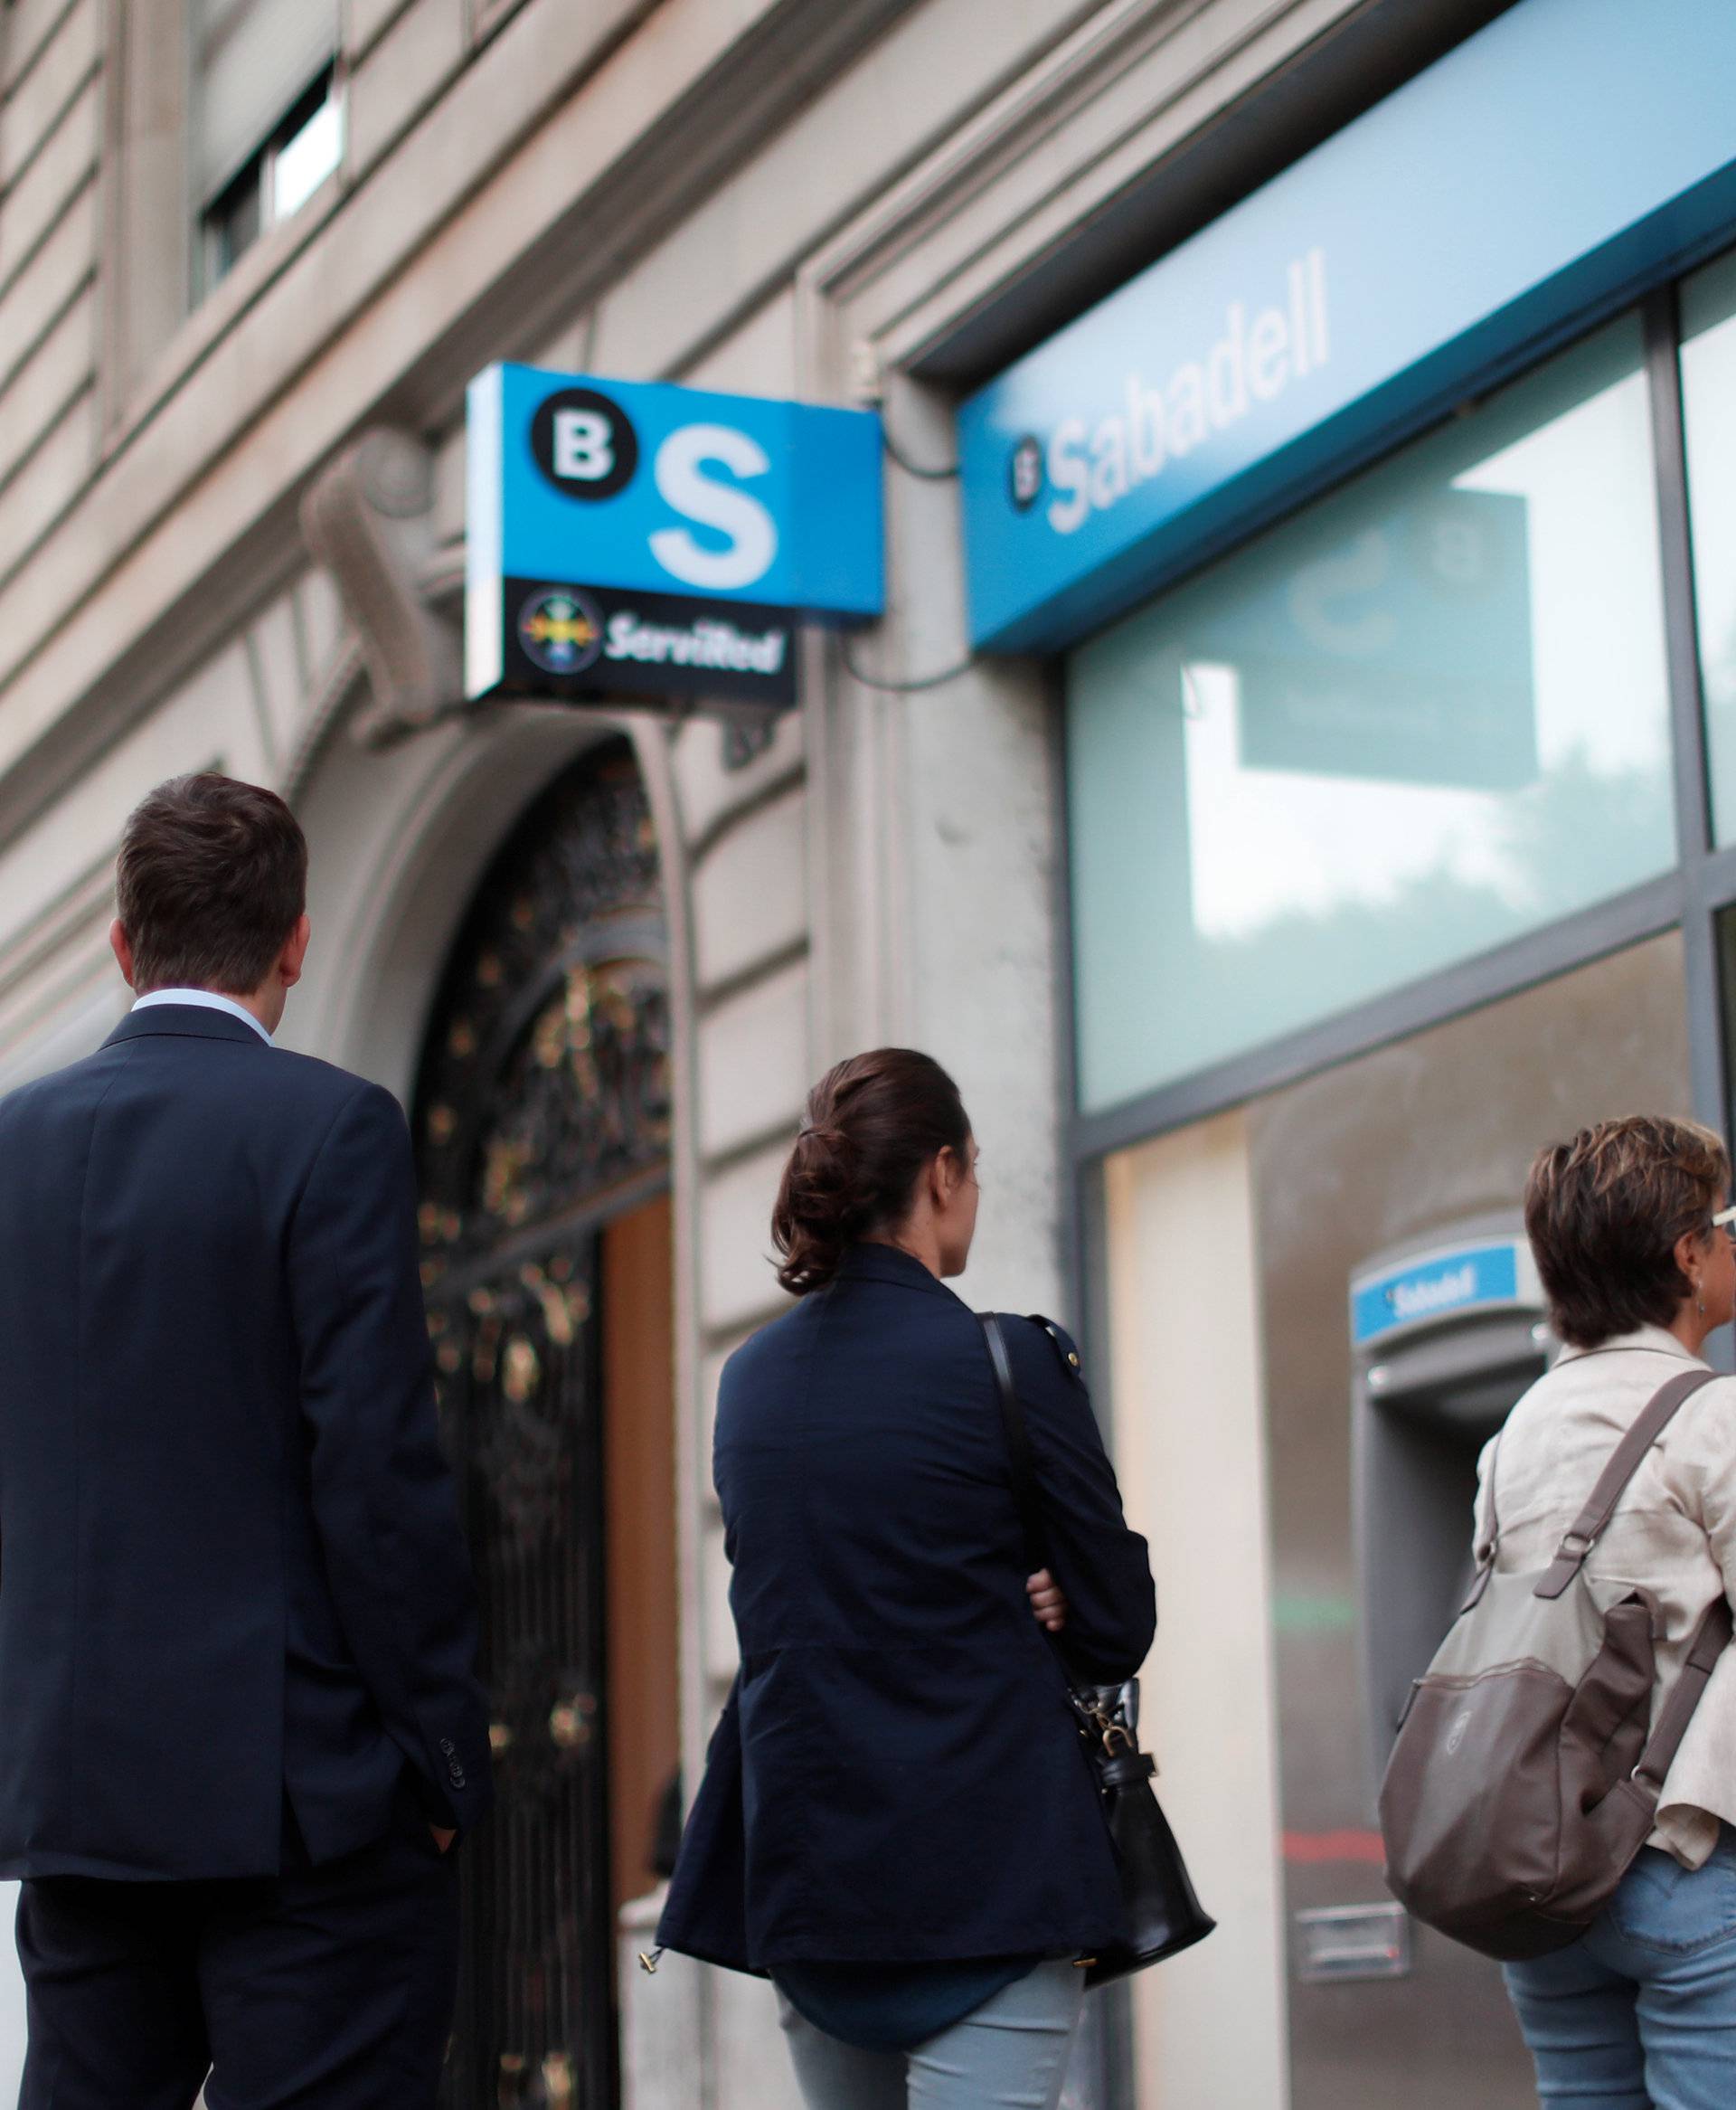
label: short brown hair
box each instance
[771,1049,972,1295]
[116,773,308,996]
[1524,1115,1731,1348]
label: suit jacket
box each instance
[0,1005,493,1880]
[657,1241,1156,1970]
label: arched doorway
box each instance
[413,738,680,2108]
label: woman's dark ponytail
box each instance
[772,1049,971,1294]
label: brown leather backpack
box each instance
[1379,1367,1731,1962]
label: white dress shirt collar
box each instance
[132,988,273,1046]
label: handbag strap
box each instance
[980,1312,1047,1572]
[1533,1367,1717,1599]
[982,1311,1102,1704]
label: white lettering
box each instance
[1031,254,1330,538]
[554,409,614,481]
[604,608,788,676]
[1166,362,1207,457]
[1046,419,1090,535]
[1127,374,1165,481]
[1309,246,1330,368]
[1248,308,1289,401]
[1390,1263,1477,1321]
[1289,260,1312,378]
[649,423,778,591]
[1090,415,1128,510]
[1207,302,1247,431]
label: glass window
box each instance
[1681,250,1736,843]
[193,2,341,293]
[1067,316,1675,1114]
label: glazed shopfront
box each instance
[958,0,1736,2102]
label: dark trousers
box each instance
[15,1793,461,2109]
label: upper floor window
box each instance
[193,0,343,294]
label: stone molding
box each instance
[298,427,462,748]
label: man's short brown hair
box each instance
[1524,1115,1731,1349]
[116,773,308,996]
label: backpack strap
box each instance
[1633,1594,1736,1792]
[1533,1367,1718,1600]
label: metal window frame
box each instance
[1051,230,1736,2110]
[195,62,342,297]
[1061,262,1736,1210]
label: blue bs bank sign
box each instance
[466,366,883,708]
[958,0,1736,653]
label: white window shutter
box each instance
[193,0,337,203]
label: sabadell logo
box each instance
[1031,249,1329,537]
[1388,1263,1478,1322]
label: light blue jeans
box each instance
[777,1959,1086,2109]
[1505,1831,1736,2106]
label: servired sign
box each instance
[466,364,884,708]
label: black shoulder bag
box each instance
[980,1313,1215,1985]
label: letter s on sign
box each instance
[1045,419,1090,536]
[649,424,778,591]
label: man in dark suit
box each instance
[0,773,492,2106]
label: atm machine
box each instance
[1354,1216,1551,1776]
[1312,1215,1552,2105]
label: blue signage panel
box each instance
[1350,1239,1539,1350]
[958,0,1736,653]
[1209,487,1536,791]
[467,364,883,705]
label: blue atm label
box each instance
[466,364,883,707]
[1350,1240,1537,1348]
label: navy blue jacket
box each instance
[658,1242,1156,1969]
[0,1005,493,1880]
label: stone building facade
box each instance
[0,3,1515,2103]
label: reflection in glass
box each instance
[272,90,343,223]
[1068,316,1675,1113]
[1681,250,1736,845]
[1247,934,1688,2110]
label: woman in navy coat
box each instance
[657,1048,1156,2107]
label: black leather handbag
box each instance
[980,1314,1216,1987]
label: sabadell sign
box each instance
[958,0,1736,655]
[466,365,884,710]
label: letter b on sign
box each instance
[532,387,639,501]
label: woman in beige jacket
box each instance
[1491,1115,1736,2106]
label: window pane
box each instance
[204,170,264,285]
[1067,315,1675,1114]
[194,0,335,203]
[1681,249,1736,844]
[272,91,342,222]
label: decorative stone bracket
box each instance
[300,429,463,748]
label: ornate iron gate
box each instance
[413,743,670,2109]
